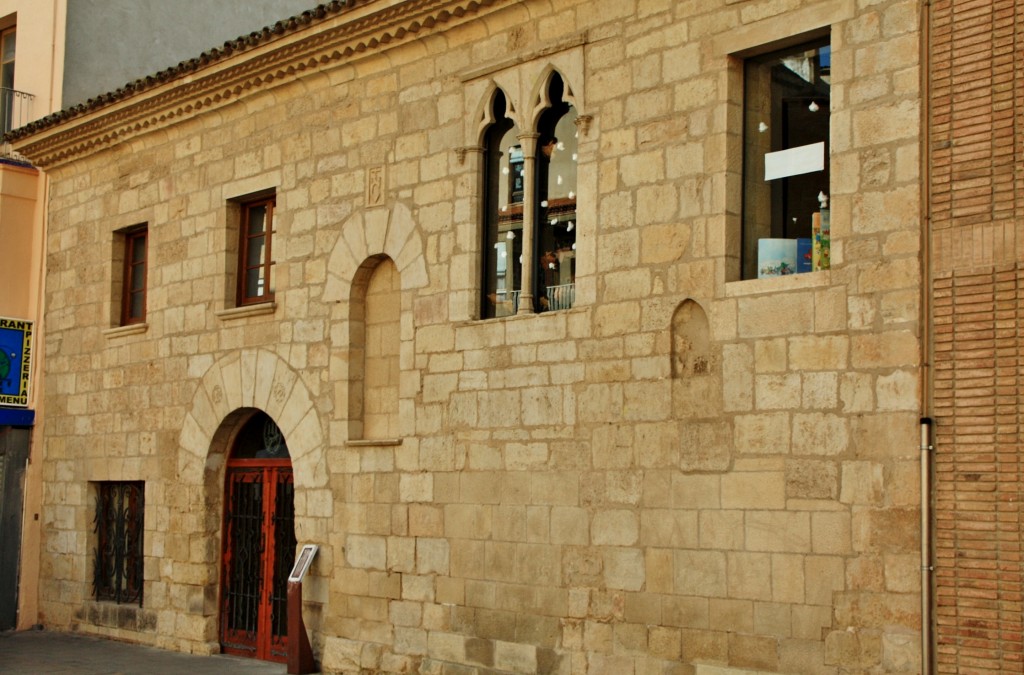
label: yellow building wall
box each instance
[0,0,66,633]
[0,0,65,118]
[0,162,42,318]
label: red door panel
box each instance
[221,464,295,662]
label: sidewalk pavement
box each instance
[0,629,289,674]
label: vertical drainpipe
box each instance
[919,1,934,672]
[920,418,934,674]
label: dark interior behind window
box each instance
[742,38,831,279]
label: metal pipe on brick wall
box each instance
[920,418,934,674]
[919,1,934,672]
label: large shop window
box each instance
[237,196,276,305]
[93,481,144,606]
[481,74,577,318]
[742,37,830,280]
[120,225,147,325]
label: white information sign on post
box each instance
[288,544,318,583]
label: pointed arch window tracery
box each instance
[481,72,578,318]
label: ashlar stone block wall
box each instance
[18,0,924,673]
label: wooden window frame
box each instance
[0,26,15,82]
[1,26,16,133]
[120,226,147,325]
[237,196,276,306]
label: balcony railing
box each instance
[1,86,34,134]
[494,283,575,316]
[544,282,575,311]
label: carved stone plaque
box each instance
[366,165,385,207]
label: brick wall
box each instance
[933,267,1024,673]
[929,0,1023,268]
[930,0,1024,672]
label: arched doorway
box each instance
[219,411,296,662]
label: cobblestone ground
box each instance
[0,629,286,674]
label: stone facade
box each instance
[13,0,925,673]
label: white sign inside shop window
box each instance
[764,142,825,181]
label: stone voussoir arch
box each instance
[178,348,328,495]
[323,201,428,302]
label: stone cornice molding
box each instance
[13,0,505,169]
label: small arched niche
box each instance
[348,255,401,440]
[672,299,713,379]
[671,300,730,471]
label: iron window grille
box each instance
[93,481,144,606]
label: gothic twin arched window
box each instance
[481,73,578,319]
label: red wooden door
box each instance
[220,461,295,662]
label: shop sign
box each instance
[0,317,33,407]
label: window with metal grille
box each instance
[93,481,144,606]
